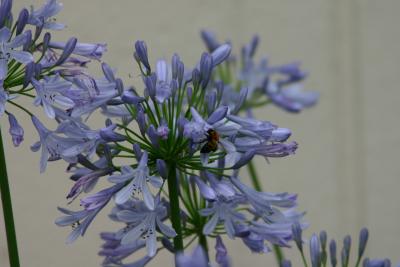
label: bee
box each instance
[200,129,220,153]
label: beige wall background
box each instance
[1,0,399,266]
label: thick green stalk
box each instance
[167,162,184,253]
[247,160,285,266]
[0,127,21,267]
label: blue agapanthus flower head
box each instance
[0,0,119,152]
[46,36,309,267]
[0,1,394,267]
[200,29,319,114]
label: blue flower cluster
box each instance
[0,0,311,266]
[52,38,305,266]
[0,0,108,149]
[200,30,319,114]
[2,1,391,267]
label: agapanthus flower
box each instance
[31,116,81,172]
[99,232,146,266]
[266,83,319,113]
[27,0,64,30]
[55,184,122,244]
[0,27,33,79]
[109,151,163,209]
[31,75,74,118]
[111,197,176,257]
[51,38,306,266]
[200,195,246,239]
[200,30,319,114]
[0,0,110,147]
[2,2,390,267]
[67,63,121,118]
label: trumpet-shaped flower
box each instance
[109,152,162,210]
[0,28,33,79]
[28,0,64,30]
[115,197,176,257]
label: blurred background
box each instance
[1,0,400,266]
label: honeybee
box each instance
[200,129,220,153]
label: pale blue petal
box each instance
[117,210,145,222]
[115,182,133,204]
[54,95,75,108]
[8,33,28,48]
[142,184,155,210]
[203,213,219,235]
[146,235,157,257]
[121,223,145,245]
[156,216,176,238]
[66,227,81,244]
[0,27,11,42]
[0,59,8,80]
[55,215,79,226]
[149,176,163,188]
[43,101,56,118]
[224,219,235,239]
[10,51,34,64]
[39,146,49,173]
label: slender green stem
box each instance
[355,257,362,267]
[273,245,285,266]
[300,250,309,267]
[247,160,285,265]
[247,160,262,191]
[7,100,33,116]
[166,162,184,254]
[0,127,21,267]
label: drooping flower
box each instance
[0,28,33,79]
[230,176,298,223]
[27,0,65,30]
[7,113,24,146]
[200,195,246,239]
[31,75,74,118]
[114,197,176,257]
[67,64,121,118]
[109,151,163,210]
[266,83,319,113]
[31,116,81,172]
[201,30,319,113]
[99,232,146,266]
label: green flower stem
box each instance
[247,160,285,266]
[247,159,263,191]
[166,162,184,253]
[300,250,309,267]
[0,127,21,267]
[273,244,285,266]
